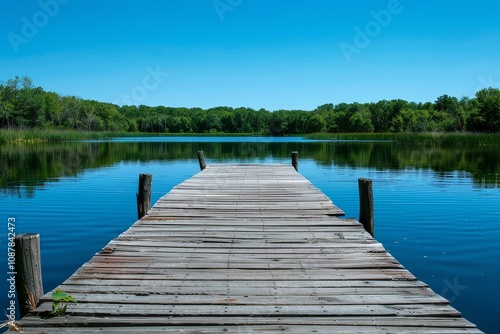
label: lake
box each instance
[1,136,499,333]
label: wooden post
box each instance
[15,233,44,318]
[291,151,298,172]
[358,178,374,237]
[198,151,207,171]
[137,173,152,219]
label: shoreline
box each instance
[1,129,499,146]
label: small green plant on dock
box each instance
[50,290,76,316]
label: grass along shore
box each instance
[1,129,499,147]
[0,129,260,144]
[304,132,500,146]
[0,129,133,144]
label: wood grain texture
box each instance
[12,164,483,333]
[14,233,44,318]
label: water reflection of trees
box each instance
[1,141,498,197]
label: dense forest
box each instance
[1,76,499,135]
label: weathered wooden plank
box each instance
[146,210,345,218]
[93,248,392,257]
[117,230,374,239]
[60,278,430,289]
[86,257,403,269]
[56,284,437,297]
[16,325,483,334]
[94,246,388,255]
[121,224,364,232]
[138,218,360,226]
[67,270,416,281]
[32,302,462,317]
[38,292,449,306]
[106,240,383,249]
[19,315,481,328]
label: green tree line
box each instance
[1,76,499,134]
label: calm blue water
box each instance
[1,136,498,333]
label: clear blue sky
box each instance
[1,0,499,110]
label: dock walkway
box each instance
[15,164,482,333]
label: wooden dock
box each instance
[14,164,482,333]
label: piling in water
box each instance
[358,178,374,237]
[137,173,152,219]
[198,151,207,171]
[292,151,298,172]
[15,233,44,318]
